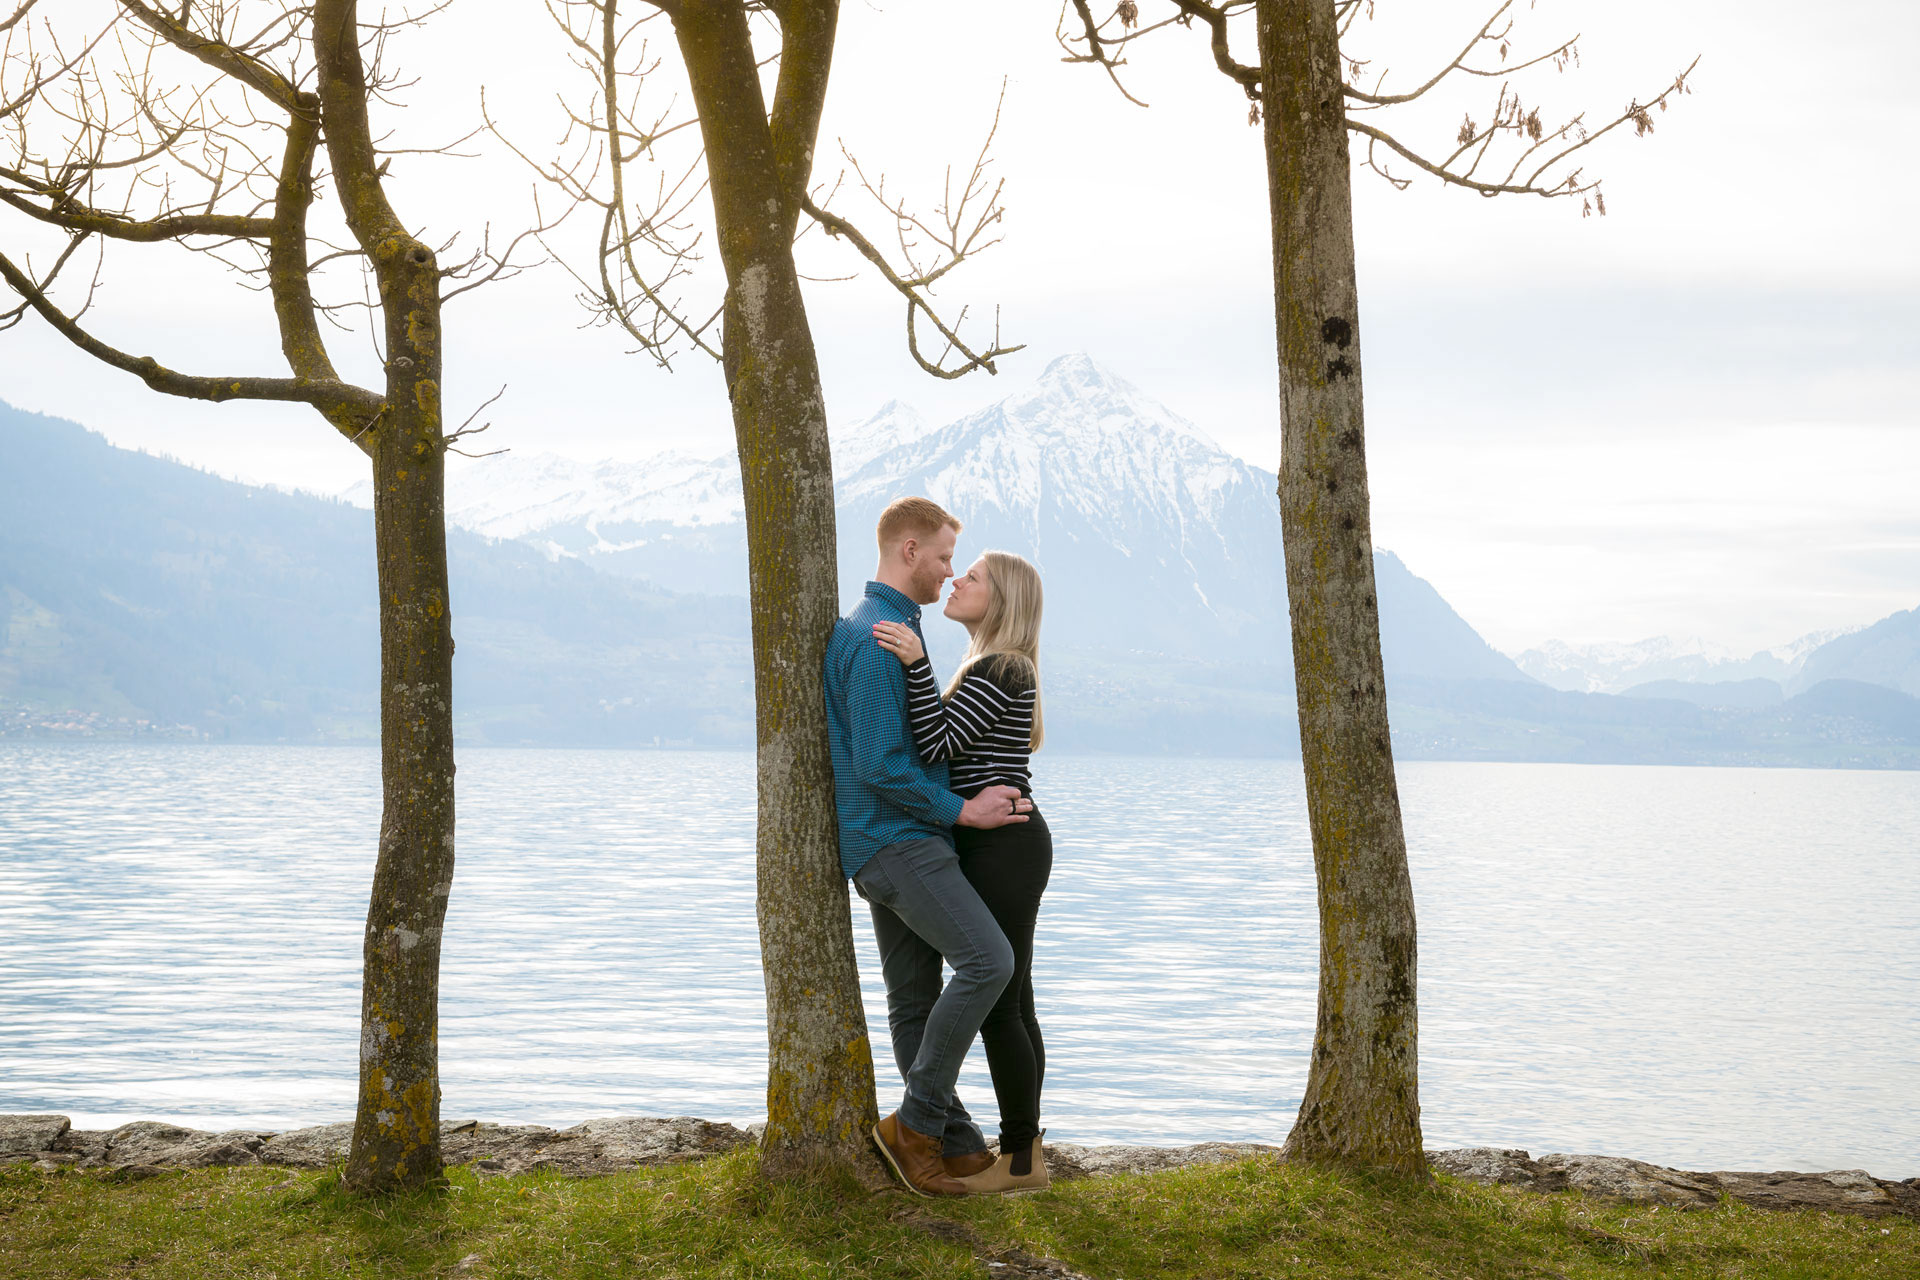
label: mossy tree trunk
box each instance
[315,0,459,1193]
[1258,0,1425,1176]
[667,0,881,1177]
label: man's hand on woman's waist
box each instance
[958,784,1032,829]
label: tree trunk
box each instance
[345,360,456,1191]
[670,0,881,1177]
[315,0,459,1192]
[1258,0,1425,1175]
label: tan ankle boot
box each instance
[954,1135,1050,1194]
[873,1112,968,1197]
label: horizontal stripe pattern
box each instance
[903,656,1035,798]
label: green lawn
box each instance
[3,1151,1912,1279]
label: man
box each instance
[823,496,1033,1197]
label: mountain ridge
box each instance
[344,353,1532,685]
[1514,628,1863,695]
[8,392,1919,765]
[1,400,754,746]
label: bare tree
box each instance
[0,0,536,1191]
[495,0,1018,1177]
[1062,0,1694,1175]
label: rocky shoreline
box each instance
[4,1113,1914,1219]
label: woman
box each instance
[873,549,1051,1194]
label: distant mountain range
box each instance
[1514,612,1920,710]
[1,400,754,746]
[1514,630,1860,697]
[7,357,1920,765]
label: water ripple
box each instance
[1,746,1913,1175]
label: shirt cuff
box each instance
[934,788,965,828]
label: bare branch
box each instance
[0,249,384,443]
[1166,0,1261,97]
[518,0,1018,380]
[1342,1,1522,106]
[0,187,272,241]
[115,1,309,117]
[266,93,344,389]
[1,9,109,122]
[443,383,512,456]
[491,0,722,368]
[439,210,561,304]
[445,382,506,442]
[1347,57,1697,206]
[0,226,85,331]
[1065,3,1696,214]
[794,83,1022,377]
[0,3,38,38]
[1059,1,1260,102]
[1059,0,1154,108]
[801,192,1022,379]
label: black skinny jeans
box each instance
[954,802,1053,1159]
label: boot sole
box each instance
[871,1123,931,1199]
[955,1175,1051,1195]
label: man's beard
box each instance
[909,561,945,605]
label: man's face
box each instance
[905,525,958,605]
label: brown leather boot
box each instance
[943,1149,995,1179]
[873,1112,968,1197]
[954,1135,1050,1195]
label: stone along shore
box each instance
[3,1113,1914,1219]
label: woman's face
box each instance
[943,556,992,626]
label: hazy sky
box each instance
[3,0,1915,652]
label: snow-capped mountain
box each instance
[1790,608,1920,697]
[340,353,1530,679]
[340,398,936,590]
[1514,628,1862,695]
[834,399,936,469]
[833,353,1279,651]
[339,400,933,544]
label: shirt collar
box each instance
[864,580,921,623]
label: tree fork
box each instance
[1259,0,1425,1176]
[667,0,882,1178]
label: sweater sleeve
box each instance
[903,657,1019,764]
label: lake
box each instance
[1,746,1914,1176]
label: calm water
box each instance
[1,746,1915,1176]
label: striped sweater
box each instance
[903,654,1037,798]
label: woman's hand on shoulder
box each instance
[871,620,925,665]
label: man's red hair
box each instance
[876,496,961,551]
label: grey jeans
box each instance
[853,835,1015,1148]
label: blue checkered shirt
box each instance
[823,581,966,877]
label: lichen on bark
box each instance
[667,0,881,1179]
[310,0,460,1193]
[1258,0,1425,1177]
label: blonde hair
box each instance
[876,496,961,552]
[947,550,1045,751]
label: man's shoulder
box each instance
[832,595,884,636]
[824,611,861,675]
[846,590,899,623]
[825,602,886,676]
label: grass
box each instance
[2,1151,1913,1279]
